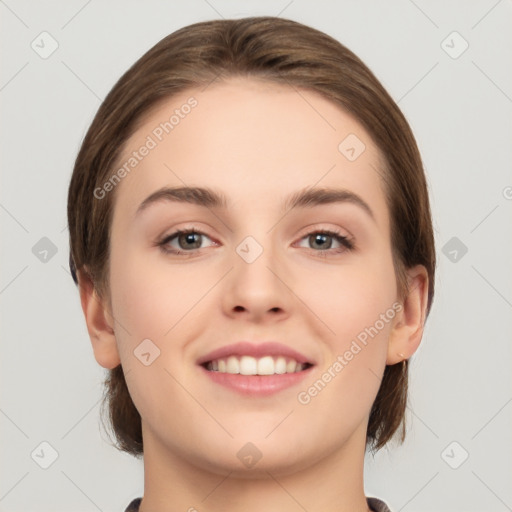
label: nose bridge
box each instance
[224,227,290,316]
[234,231,278,286]
[229,206,278,269]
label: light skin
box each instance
[78,77,428,512]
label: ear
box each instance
[77,269,121,369]
[386,264,429,365]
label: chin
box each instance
[183,433,320,479]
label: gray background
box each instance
[1,1,511,511]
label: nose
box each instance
[221,237,292,323]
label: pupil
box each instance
[311,233,331,250]
[180,232,201,249]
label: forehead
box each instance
[110,76,388,225]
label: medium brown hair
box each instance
[67,16,436,457]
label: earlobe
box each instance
[386,265,429,365]
[77,269,121,369]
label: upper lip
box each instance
[197,341,315,366]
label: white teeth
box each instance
[257,356,274,375]
[275,356,287,374]
[206,355,308,375]
[240,355,258,375]
[286,360,297,373]
[226,356,240,374]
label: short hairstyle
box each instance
[67,16,436,457]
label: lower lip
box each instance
[199,365,313,396]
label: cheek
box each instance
[304,255,397,347]
[108,246,227,364]
[295,251,397,406]
[107,250,212,428]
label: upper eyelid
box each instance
[161,225,349,238]
[295,224,352,240]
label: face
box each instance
[105,77,401,476]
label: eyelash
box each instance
[157,227,354,257]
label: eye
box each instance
[157,227,354,257]
[157,228,216,255]
[296,229,354,255]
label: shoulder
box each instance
[124,497,142,512]
[124,496,391,511]
[367,496,393,512]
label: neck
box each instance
[139,424,371,512]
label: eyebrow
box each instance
[134,185,375,222]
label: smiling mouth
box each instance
[202,355,314,376]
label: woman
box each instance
[67,16,435,512]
